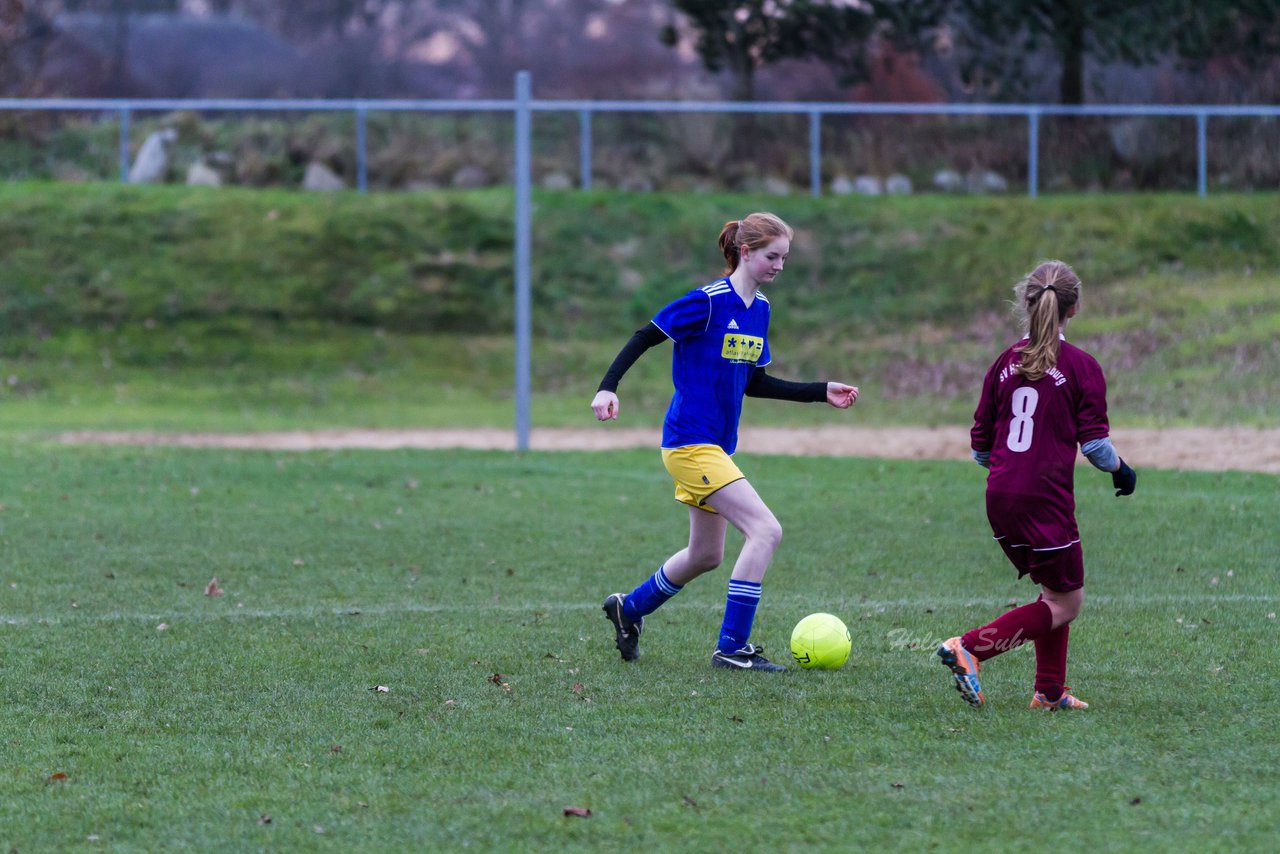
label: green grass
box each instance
[2,443,1277,850]
[2,185,1278,431]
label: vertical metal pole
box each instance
[514,72,533,452]
[579,108,592,190]
[809,110,821,197]
[1027,110,1040,199]
[119,107,131,182]
[356,106,368,193]
[1196,112,1207,198]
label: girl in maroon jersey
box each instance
[937,260,1136,710]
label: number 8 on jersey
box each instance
[1006,387,1039,452]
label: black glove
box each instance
[1111,459,1137,497]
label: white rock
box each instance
[932,168,963,192]
[830,175,856,195]
[540,171,574,190]
[966,168,1008,193]
[128,128,178,184]
[853,175,883,196]
[885,173,913,195]
[303,161,345,191]
[185,161,222,187]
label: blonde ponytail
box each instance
[1013,261,1081,381]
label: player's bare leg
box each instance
[1040,585,1083,629]
[704,479,787,671]
[703,479,782,584]
[662,506,728,585]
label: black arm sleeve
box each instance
[597,322,668,392]
[744,367,828,403]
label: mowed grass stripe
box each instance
[2,591,1275,627]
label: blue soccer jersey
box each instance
[651,278,771,455]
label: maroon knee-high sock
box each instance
[961,599,1053,662]
[1034,623,1070,702]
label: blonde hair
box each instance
[1012,260,1081,381]
[717,212,794,275]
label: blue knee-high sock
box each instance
[622,565,683,621]
[718,579,762,653]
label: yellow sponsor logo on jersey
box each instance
[721,333,764,364]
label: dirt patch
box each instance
[56,426,1280,474]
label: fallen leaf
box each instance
[204,577,224,597]
[330,744,343,753]
[563,806,592,818]
[728,715,744,723]
[682,795,698,808]
[156,623,169,631]
[572,682,585,693]
[259,815,272,825]
[488,673,511,692]
[890,782,905,789]
[47,772,68,783]
[371,685,390,693]
[1129,797,1142,806]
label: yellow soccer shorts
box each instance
[660,444,745,511]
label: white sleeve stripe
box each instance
[649,319,676,339]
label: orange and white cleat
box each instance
[937,637,984,707]
[1030,688,1089,710]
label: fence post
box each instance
[1196,112,1207,198]
[356,106,368,193]
[579,108,592,190]
[514,72,533,452]
[809,110,821,197]
[1027,109,1039,199]
[118,107,131,182]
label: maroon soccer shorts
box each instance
[997,539,1084,592]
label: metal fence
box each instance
[5,72,1279,449]
[4,79,1280,199]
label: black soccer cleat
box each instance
[602,592,643,661]
[711,643,788,672]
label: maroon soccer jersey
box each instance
[971,338,1110,550]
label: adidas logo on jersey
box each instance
[727,319,739,329]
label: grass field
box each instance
[3,185,1277,849]
[3,442,1277,850]
[3,186,1279,432]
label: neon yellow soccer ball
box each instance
[790,612,852,670]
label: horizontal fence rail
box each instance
[5,94,1280,198]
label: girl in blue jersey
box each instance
[592,212,859,671]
